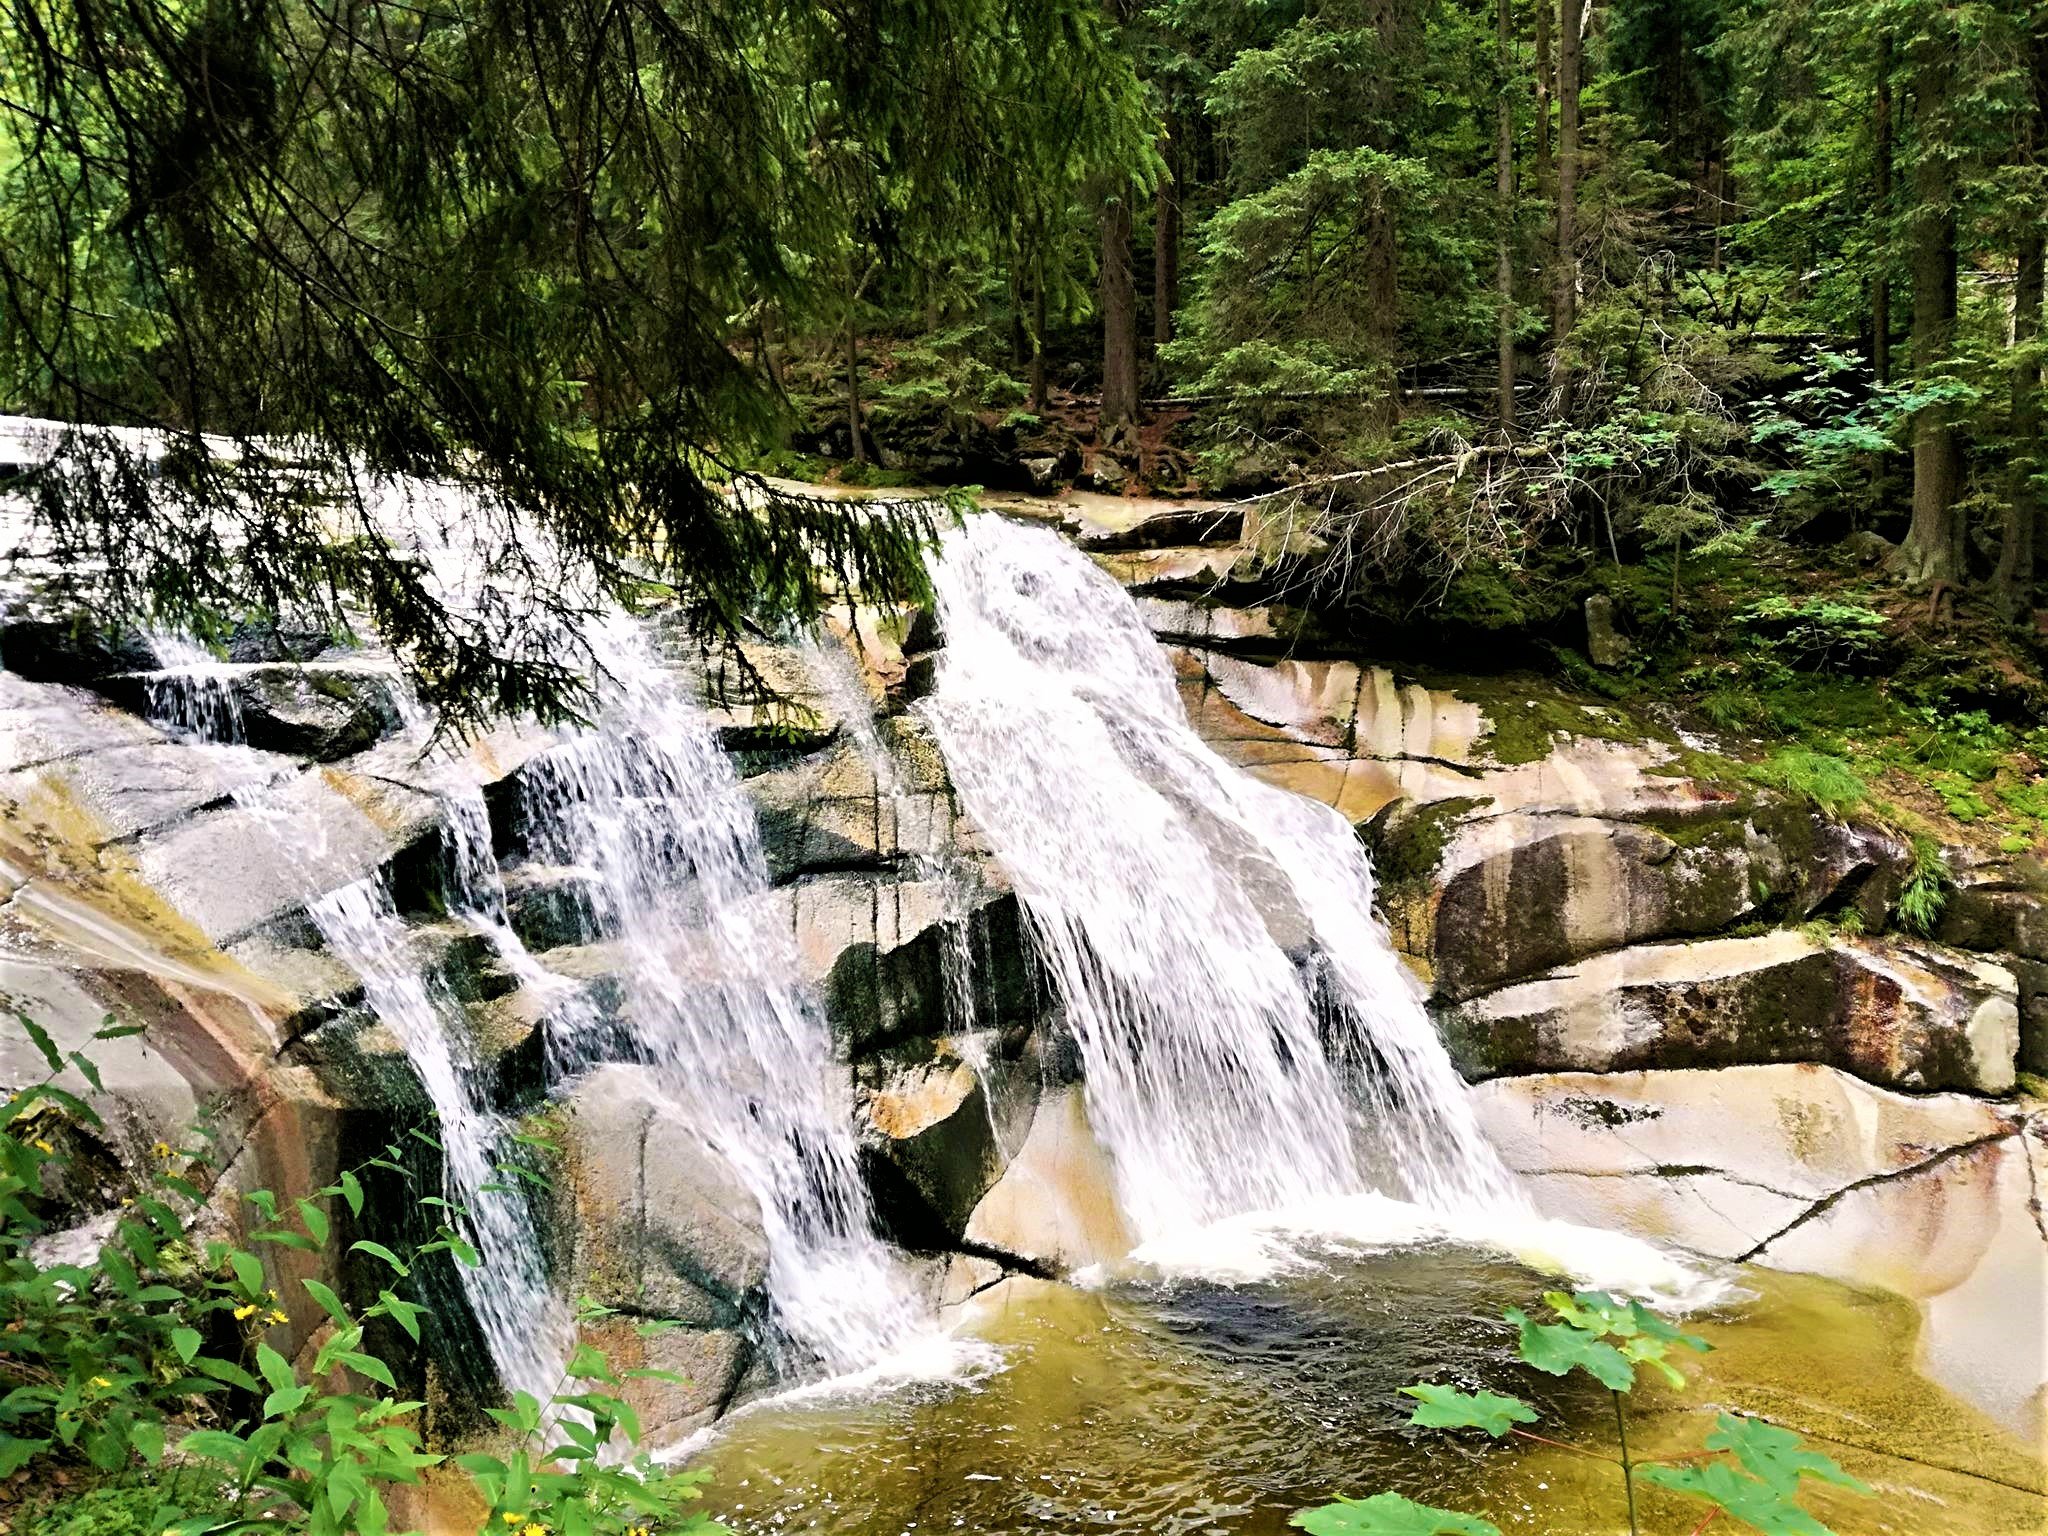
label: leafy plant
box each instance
[1293,1290,1868,1536]
[1,1014,727,1536]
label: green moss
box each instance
[1365,795,1490,890]
[1471,689,1648,765]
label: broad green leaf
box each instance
[180,1427,253,1467]
[1399,1384,1536,1438]
[1706,1414,1871,1497]
[1292,1492,1502,1536]
[1507,1308,1636,1391]
[92,1022,147,1040]
[350,1239,410,1276]
[0,1433,49,1479]
[170,1326,203,1363]
[66,1052,104,1092]
[128,1419,165,1464]
[231,1249,266,1295]
[339,1169,364,1218]
[297,1197,330,1247]
[339,1350,399,1390]
[1640,1462,1836,1536]
[304,1278,353,1326]
[257,1342,296,1395]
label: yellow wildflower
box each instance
[90,1376,111,1388]
[266,1309,289,1325]
[500,1516,523,1527]
[522,1523,549,1536]
[151,1141,173,1159]
[119,1197,133,1207]
[30,1139,52,1154]
[233,1303,258,1320]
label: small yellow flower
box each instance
[522,1523,549,1536]
[30,1139,52,1154]
[266,1309,289,1325]
[152,1141,173,1159]
[500,1516,523,1527]
[233,1303,258,1320]
[119,1197,134,1207]
[626,1526,651,1536]
[90,1376,111,1388]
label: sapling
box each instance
[1292,1289,1870,1536]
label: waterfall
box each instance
[921,515,1525,1245]
[306,879,572,1405]
[518,616,925,1376]
[141,638,572,1406]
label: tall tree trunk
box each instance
[1994,28,2047,616]
[1100,184,1140,434]
[1873,37,1895,385]
[1996,225,2044,614]
[845,314,864,467]
[1535,0,1554,189]
[1496,0,1517,427]
[1030,253,1049,414]
[1365,0,1407,426]
[1553,0,1583,350]
[1155,119,1181,348]
[1896,35,1964,590]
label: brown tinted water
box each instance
[690,1248,2045,1536]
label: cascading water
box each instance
[141,637,572,1405]
[307,878,573,1405]
[921,515,1526,1245]
[518,617,926,1376]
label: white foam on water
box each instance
[1121,1193,1730,1311]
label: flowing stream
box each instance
[515,616,926,1376]
[921,514,1524,1244]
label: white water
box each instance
[922,516,1527,1245]
[142,634,573,1405]
[518,616,928,1376]
[307,877,573,1404]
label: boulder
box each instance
[1441,930,2019,1094]
[575,1314,748,1440]
[858,1054,999,1243]
[1472,1066,2044,1441]
[964,1083,1130,1274]
[1427,813,1781,1000]
[557,1064,770,1326]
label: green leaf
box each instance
[1706,1414,1871,1497]
[338,1169,364,1218]
[1292,1493,1502,1536]
[171,1326,203,1363]
[66,1052,104,1093]
[1507,1308,1636,1391]
[193,1356,262,1392]
[349,1240,410,1276]
[338,1351,398,1391]
[180,1427,253,1467]
[128,1419,165,1464]
[92,1022,147,1040]
[1639,1462,1836,1536]
[303,1278,353,1327]
[257,1342,296,1395]
[296,1197,330,1247]
[0,1434,49,1479]
[231,1249,266,1295]
[17,1014,63,1073]
[1399,1384,1537,1438]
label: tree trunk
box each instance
[1155,120,1181,348]
[1996,225,2043,615]
[1496,0,1517,427]
[1535,0,1554,190]
[1554,0,1583,349]
[1030,254,1049,414]
[1100,184,1140,433]
[1365,0,1407,426]
[845,314,865,467]
[1895,35,1963,590]
[1873,37,1894,385]
[1994,29,2046,616]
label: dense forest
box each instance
[2,0,2046,837]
